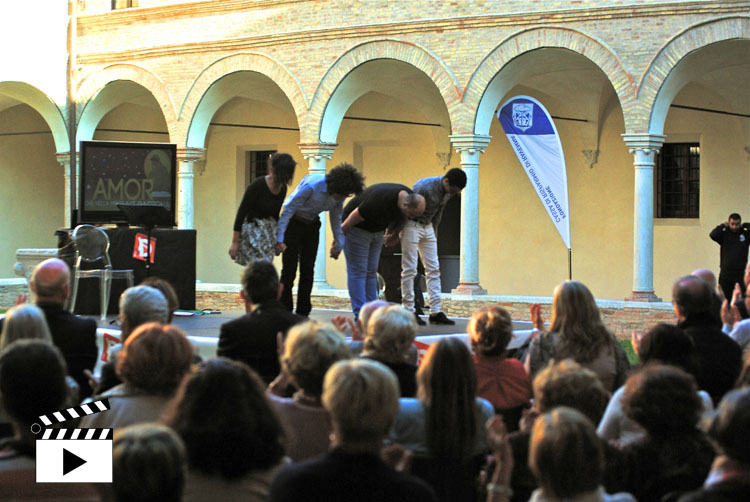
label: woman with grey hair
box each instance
[267,320,350,461]
[361,304,418,397]
[269,359,437,501]
[94,285,170,394]
[0,304,52,349]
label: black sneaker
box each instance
[429,312,455,325]
[414,312,426,326]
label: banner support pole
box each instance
[568,248,572,280]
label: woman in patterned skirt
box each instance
[229,153,296,265]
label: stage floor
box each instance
[94,308,473,339]
[93,308,534,340]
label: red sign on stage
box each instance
[132,233,156,263]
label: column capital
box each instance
[55,151,78,169]
[449,134,492,155]
[621,133,666,154]
[298,143,338,161]
[176,148,206,176]
[176,147,206,163]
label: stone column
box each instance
[56,152,76,227]
[298,143,338,289]
[176,148,206,229]
[622,133,665,302]
[449,134,491,295]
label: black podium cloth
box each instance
[58,228,196,315]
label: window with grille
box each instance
[656,143,700,219]
[245,150,276,187]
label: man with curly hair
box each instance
[275,163,365,316]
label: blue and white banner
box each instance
[497,96,570,249]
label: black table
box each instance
[59,227,196,315]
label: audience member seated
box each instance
[140,276,180,323]
[0,340,99,501]
[390,337,494,500]
[677,387,750,502]
[735,349,750,388]
[469,305,532,431]
[218,260,303,383]
[719,282,750,353]
[507,360,621,502]
[598,323,714,446]
[672,275,742,405]
[331,299,390,353]
[269,359,437,501]
[267,320,350,461]
[619,364,715,502]
[691,268,722,327]
[485,407,636,502]
[0,305,79,437]
[95,285,170,394]
[165,358,286,502]
[110,424,186,502]
[0,258,98,398]
[0,304,53,348]
[525,281,630,392]
[81,323,194,429]
[361,305,419,397]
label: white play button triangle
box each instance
[62,448,87,476]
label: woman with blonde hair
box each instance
[361,304,418,397]
[0,304,52,349]
[267,320,350,461]
[525,281,629,392]
[469,305,532,430]
[269,359,436,501]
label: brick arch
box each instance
[0,81,69,152]
[639,16,750,135]
[76,63,177,141]
[308,39,461,144]
[464,27,634,136]
[181,52,307,149]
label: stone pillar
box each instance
[449,134,491,295]
[176,148,206,229]
[622,133,665,302]
[298,143,338,289]
[56,152,76,227]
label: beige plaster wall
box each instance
[653,83,750,299]
[0,105,64,275]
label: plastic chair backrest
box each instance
[72,225,111,264]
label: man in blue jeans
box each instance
[341,183,425,319]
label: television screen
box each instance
[79,141,177,226]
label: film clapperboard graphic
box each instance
[32,399,113,483]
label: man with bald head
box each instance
[692,268,722,326]
[11,258,98,397]
[672,274,741,405]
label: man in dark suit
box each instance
[217,260,303,383]
[27,258,98,398]
[672,274,742,405]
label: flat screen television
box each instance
[79,141,177,226]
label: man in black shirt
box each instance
[710,213,750,299]
[341,183,425,319]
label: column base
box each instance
[312,280,334,290]
[625,291,662,302]
[451,283,487,296]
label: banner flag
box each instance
[497,96,571,249]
